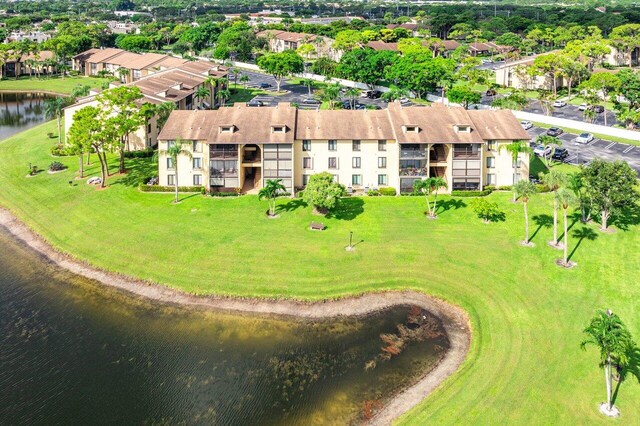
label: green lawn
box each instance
[1,121,639,424]
[227,86,282,104]
[0,75,112,95]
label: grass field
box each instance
[0,76,112,95]
[1,121,639,424]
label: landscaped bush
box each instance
[367,189,380,196]
[296,190,304,198]
[124,148,154,158]
[209,191,240,197]
[50,144,71,156]
[138,184,205,193]
[535,184,551,193]
[48,161,66,172]
[400,192,420,196]
[451,189,493,197]
[379,187,397,196]
[497,185,512,191]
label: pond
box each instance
[0,227,450,425]
[0,92,55,141]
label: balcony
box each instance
[400,149,427,159]
[400,167,429,177]
[452,153,480,160]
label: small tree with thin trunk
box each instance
[259,178,286,217]
[44,96,70,146]
[156,139,192,203]
[500,140,532,201]
[513,180,537,246]
[240,75,250,88]
[67,106,100,179]
[301,78,315,96]
[555,188,577,267]
[413,177,447,219]
[581,309,637,417]
[540,169,567,248]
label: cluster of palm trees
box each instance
[0,41,64,80]
[413,177,447,219]
[193,76,230,109]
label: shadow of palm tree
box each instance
[568,226,598,261]
[276,198,307,213]
[612,344,640,405]
[326,197,364,221]
[436,198,466,215]
[558,213,581,241]
[531,214,553,242]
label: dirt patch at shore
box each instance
[0,207,471,425]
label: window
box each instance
[220,126,234,133]
[328,140,337,151]
[193,157,202,170]
[352,157,361,168]
[378,140,386,151]
[333,175,339,183]
[378,174,388,185]
[272,125,285,133]
[303,157,312,169]
[453,144,480,159]
[302,140,311,151]
[166,157,174,170]
[303,174,310,185]
[352,140,361,151]
[167,140,175,149]
[352,174,362,186]
[452,178,480,190]
[486,157,495,168]
[486,173,496,185]
[193,141,202,153]
[147,123,151,133]
[454,125,471,133]
[404,125,418,133]
[193,174,202,186]
[328,157,338,169]
[167,174,175,185]
[378,157,387,168]
[487,140,496,151]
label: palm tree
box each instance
[567,172,590,223]
[216,88,231,107]
[381,85,408,103]
[499,140,533,201]
[319,83,340,109]
[555,188,577,266]
[44,97,69,146]
[156,139,192,203]
[259,178,286,217]
[536,134,562,167]
[540,169,567,248]
[116,67,129,82]
[231,68,240,87]
[345,87,360,109]
[438,77,454,103]
[414,177,448,218]
[513,180,537,246]
[581,309,636,416]
[240,75,250,88]
[301,78,315,96]
[194,86,210,108]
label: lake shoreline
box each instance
[0,207,471,424]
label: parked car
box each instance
[552,147,569,161]
[553,100,567,108]
[593,105,604,113]
[355,104,367,110]
[399,96,410,104]
[578,103,588,111]
[533,144,552,157]
[520,120,533,130]
[301,98,321,105]
[546,127,563,136]
[247,99,263,107]
[367,90,382,99]
[258,82,272,89]
[481,58,492,64]
[575,132,595,144]
[360,90,372,98]
[486,89,497,96]
[342,100,361,109]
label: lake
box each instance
[0,227,450,425]
[0,92,55,141]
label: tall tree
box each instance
[580,73,621,127]
[555,188,577,266]
[257,50,304,92]
[581,309,637,416]
[67,106,100,178]
[446,85,481,109]
[44,97,71,146]
[413,177,447,219]
[157,139,192,203]
[499,140,532,201]
[541,169,567,248]
[513,180,538,246]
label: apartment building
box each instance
[156,102,530,194]
[257,30,343,61]
[64,61,229,150]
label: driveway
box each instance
[527,126,640,174]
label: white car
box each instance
[553,100,567,108]
[399,97,410,104]
[533,144,552,157]
[575,133,594,144]
[360,90,371,98]
[481,59,492,64]
[520,120,533,130]
[578,103,588,111]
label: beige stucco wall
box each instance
[293,139,398,191]
[484,141,530,187]
[158,139,209,187]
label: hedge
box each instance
[124,148,154,159]
[451,189,493,197]
[139,184,205,193]
[378,187,397,196]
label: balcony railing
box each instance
[400,167,429,177]
[452,153,480,160]
[242,155,260,163]
[400,150,427,158]
[210,169,238,178]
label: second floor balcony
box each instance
[400,167,429,177]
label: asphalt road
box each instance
[527,126,640,174]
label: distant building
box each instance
[106,21,140,35]
[2,50,56,78]
[5,30,51,44]
[257,30,342,61]
[494,52,564,90]
[114,10,153,18]
[468,42,512,56]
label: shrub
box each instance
[378,187,397,196]
[303,172,346,214]
[451,189,492,197]
[497,185,512,191]
[209,190,240,197]
[367,189,380,196]
[48,161,65,172]
[296,190,304,198]
[484,185,496,192]
[400,192,420,196]
[138,184,204,193]
[470,198,504,223]
[535,183,551,193]
[51,144,71,156]
[124,148,154,158]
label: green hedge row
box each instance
[451,189,493,197]
[139,184,205,193]
[124,148,155,159]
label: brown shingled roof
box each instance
[467,109,531,141]
[367,41,399,51]
[296,109,393,140]
[76,48,126,64]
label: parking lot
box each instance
[527,126,640,174]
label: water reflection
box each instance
[0,92,54,141]
[0,229,449,425]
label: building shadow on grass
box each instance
[436,198,466,216]
[112,158,156,187]
[567,226,598,261]
[277,199,307,213]
[530,214,553,242]
[612,344,640,406]
[326,197,364,221]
